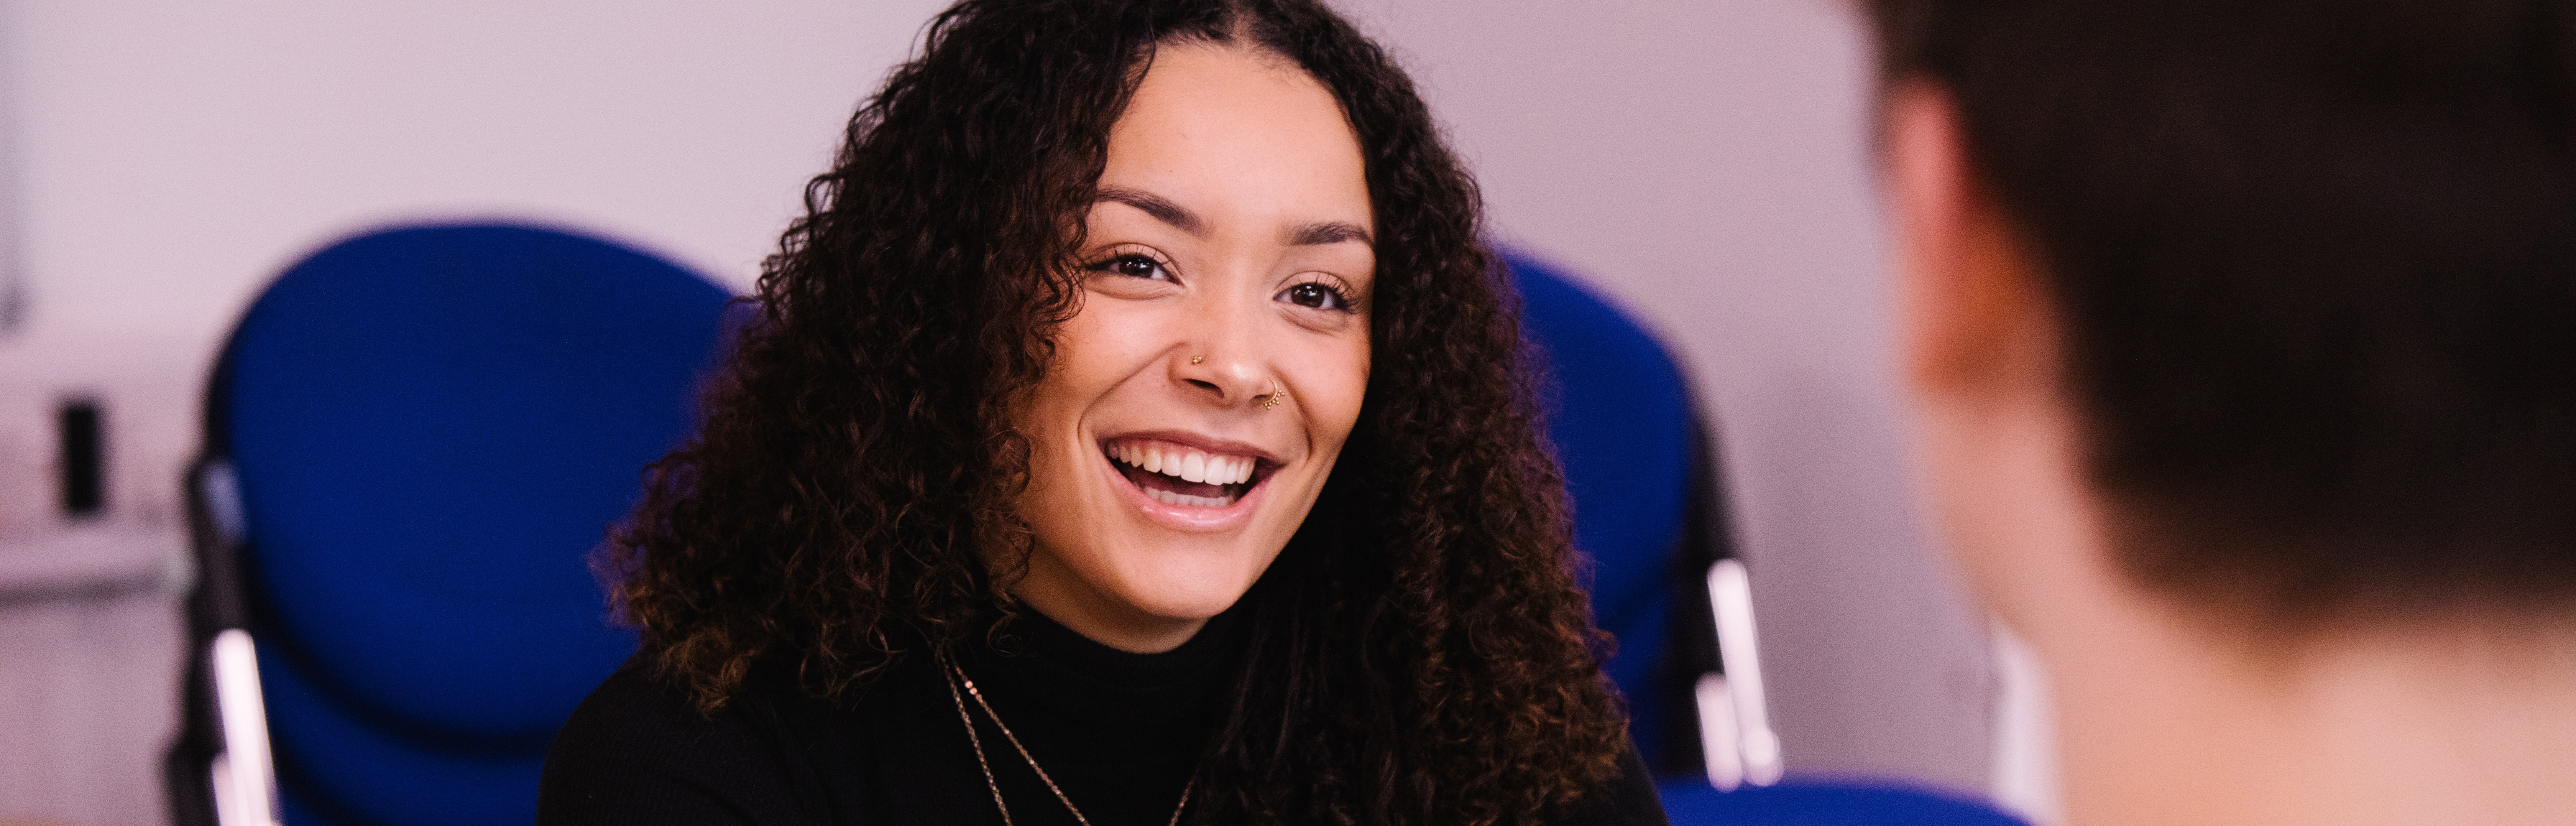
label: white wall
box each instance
[0,0,955,542]
[7,0,949,332]
[0,0,2004,817]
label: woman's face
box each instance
[1009,44,1374,652]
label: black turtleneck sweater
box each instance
[537,605,1668,825]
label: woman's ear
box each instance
[1885,80,2054,399]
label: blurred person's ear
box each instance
[1884,81,2050,393]
[1883,81,2122,645]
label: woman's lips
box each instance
[1097,436,1272,525]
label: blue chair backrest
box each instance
[214,224,733,825]
[1506,250,1697,763]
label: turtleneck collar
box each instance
[953,599,1247,768]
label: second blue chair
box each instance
[167,223,734,826]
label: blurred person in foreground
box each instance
[537,0,1661,824]
[1869,2,2576,824]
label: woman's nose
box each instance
[1171,305,1267,406]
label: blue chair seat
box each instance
[1660,779,2031,826]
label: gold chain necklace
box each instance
[939,653,1196,826]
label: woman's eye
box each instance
[1278,281,1350,311]
[1090,253,1171,281]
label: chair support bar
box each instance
[1701,559,1784,789]
[210,629,281,826]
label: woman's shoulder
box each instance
[1552,745,1671,826]
[548,653,765,760]
[538,652,846,825]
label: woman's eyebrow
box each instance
[1287,221,1372,247]
[1096,186,1207,237]
[1098,186,1370,248]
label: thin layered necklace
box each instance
[938,652,1196,826]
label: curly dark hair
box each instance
[600,0,1628,822]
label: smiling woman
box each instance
[1009,45,1379,655]
[536,2,1660,825]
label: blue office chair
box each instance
[165,224,736,826]
[1507,250,2026,826]
[1509,249,1769,779]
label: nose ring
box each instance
[1262,384,1287,410]
[1190,355,1204,365]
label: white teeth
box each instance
[1145,487,1238,508]
[1107,441,1261,488]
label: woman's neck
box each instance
[1006,551,1210,654]
[2052,606,2576,826]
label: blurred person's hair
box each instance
[1865,0,2576,629]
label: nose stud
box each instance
[1190,355,1204,365]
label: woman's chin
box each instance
[1088,510,1291,619]
[1111,573,1255,622]
[1030,576,1248,653]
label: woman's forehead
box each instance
[1101,44,1372,238]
